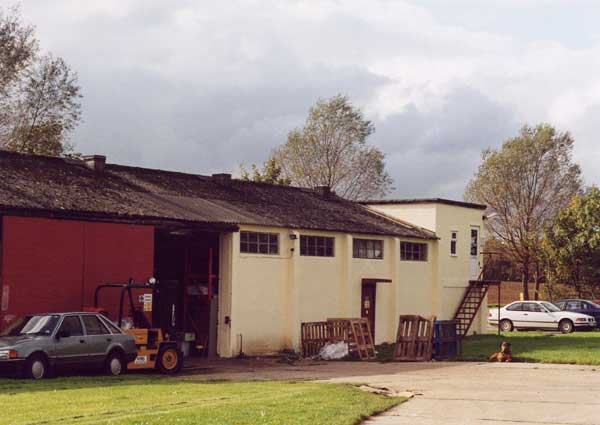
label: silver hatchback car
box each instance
[0,312,138,379]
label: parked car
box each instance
[0,312,138,379]
[554,299,600,328]
[488,301,596,333]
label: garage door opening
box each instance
[154,227,221,357]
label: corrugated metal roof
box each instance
[0,150,436,239]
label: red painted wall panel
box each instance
[0,216,154,327]
[82,222,154,321]
[1,217,85,324]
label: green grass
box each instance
[461,331,600,365]
[0,376,403,425]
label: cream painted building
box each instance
[217,198,488,357]
[0,151,488,359]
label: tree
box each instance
[270,95,392,201]
[6,55,81,156]
[543,187,600,298]
[0,7,81,156]
[240,157,291,185]
[465,124,582,299]
[0,7,37,97]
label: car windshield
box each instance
[542,302,560,312]
[587,301,600,309]
[0,315,61,337]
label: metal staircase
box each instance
[453,280,494,336]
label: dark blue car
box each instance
[555,299,600,328]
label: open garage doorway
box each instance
[154,228,221,357]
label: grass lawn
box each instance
[461,331,600,365]
[0,376,403,425]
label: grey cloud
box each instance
[74,62,389,174]
[372,87,518,198]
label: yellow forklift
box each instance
[86,279,184,374]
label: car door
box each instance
[81,314,112,367]
[581,302,600,323]
[51,315,87,367]
[566,300,585,315]
[519,303,539,328]
[527,303,556,329]
[505,303,525,327]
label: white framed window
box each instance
[300,235,334,257]
[240,231,279,255]
[400,242,428,262]
[353,238,383,259]
[450,231,458,256]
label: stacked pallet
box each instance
[300,318,375,360]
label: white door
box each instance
[469,226,480,279]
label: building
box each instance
[0,150,487,357]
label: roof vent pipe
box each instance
[81,155,106,173]
[212,173,232,185]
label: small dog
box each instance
[489,341,513,362]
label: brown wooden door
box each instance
[361,284,376,338]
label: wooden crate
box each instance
[394,315,436,361]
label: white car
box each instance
[489,301,596,333]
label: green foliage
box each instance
[543,187,600,297]
[465,123,582,299]
[240,157,291,185]
[461,332,600,365]
[272,94,392,201]
[0,377,402,425]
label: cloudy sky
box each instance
[19,0,600,198]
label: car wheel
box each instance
[500,319,513,332]
[157,347,183,374]
[25,353,49,380]
[105,351,126,376]
[559,319,574,334]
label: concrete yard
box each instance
[182,358,600,425]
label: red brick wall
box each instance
[487,281,541,305]
[0,216,154,327]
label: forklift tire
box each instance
[157,346,183,374]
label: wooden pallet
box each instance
[349,318,376,360]
[394,315,436,361]
[300,321,329,358]
[300,318,376,360]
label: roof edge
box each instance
[360,205,438,240]
[361,198,487,210]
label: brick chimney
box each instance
[81,155,106,172]
[314,185,332,198]
[212,173,232,185]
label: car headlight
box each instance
[576,318,588,322]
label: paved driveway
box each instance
[182,359,600,424]
[328,362,600,425]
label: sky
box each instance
[18,0,600,199]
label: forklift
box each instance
[85,278,185,374]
